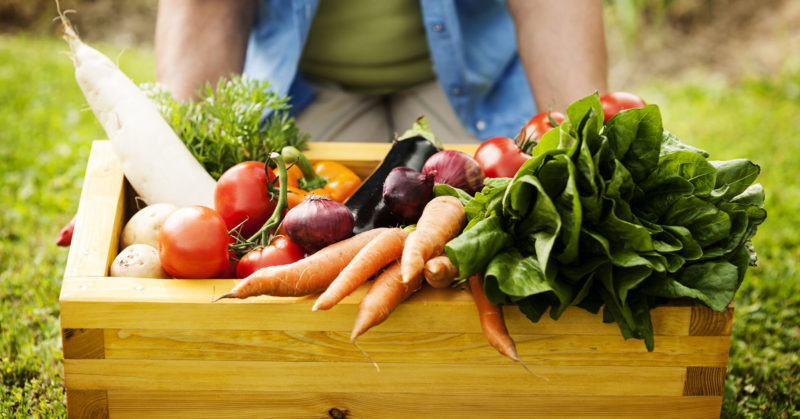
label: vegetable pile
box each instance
[58,7,766,363]
[441,93,766,350]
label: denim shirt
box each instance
[243,0,537,140]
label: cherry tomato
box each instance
[236,236,306,278]
[520,111,565,141]
[158,206,230,279]
[474,137,531,178]
[600,92,646,122]
[215,161,277,238]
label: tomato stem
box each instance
[245,152,289,247]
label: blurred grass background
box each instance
[1,0,798,417]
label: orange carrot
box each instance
[468,273,521,363]
[401,196,465,283]
[423,254,459,288]
[350,261,423,342]
[216,228,387,299]
[313,228,409,311]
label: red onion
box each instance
[382,167,436,224]
[283,195,354,252]
[422,150,485,195]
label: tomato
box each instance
[474,137,531,178]
[215,161,277,238]
[158,206,230,279]
[600,92,646,122]
[520,111,565,141]
[236,236,306,278]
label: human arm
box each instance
[506,0,608,112]
[155,0,257,101]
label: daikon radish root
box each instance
[56,3,216,207]
[401,196,465,283]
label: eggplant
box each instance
[345,135,441,233]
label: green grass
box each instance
[1,35,798,418]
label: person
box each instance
[155,0,607,143]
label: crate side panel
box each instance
[66,390,108,419]
[102,328,731,367]
[107,391,722,419]
[60,278,696,336]
[64,359,686,396]
[63,141,125,279]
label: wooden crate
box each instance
[61,141,734,418]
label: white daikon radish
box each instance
[57,5,216,207]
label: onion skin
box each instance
[283,195,354,252]
[422,150,485,195]
[382,167,436,224]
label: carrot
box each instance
[216,228,387,299]
[351,261,423,343]
[56,3,216,208]
[423,254,459,288]
[401,196,465,283]
[469,273,543,379]
[312,228,408,311]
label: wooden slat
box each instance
[690,304,734,336]
[101,328,731,367]
[64,359,686,396]
[106,391,722,419]
[63,141,125,279]
[60,277,696,336]
[62,328,105,359]
[66,390,108,419]
[683,366,727,396]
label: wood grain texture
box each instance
[683,366,727,396]
[690,303,734,336]
[106,391,723,419]
[60,277,697,336]
[66,390,108,419]
[63,141,125,280]
[62,328,104,359]
[102,328,731,367]
[63,359,686,396]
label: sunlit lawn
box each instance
[1,35,797,418]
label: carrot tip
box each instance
[311,303,320,312]
[212,292,233,302]
[352,340,380,373]
[514,357,549,381]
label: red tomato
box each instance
[215,161,277,238]
[158,206,230,279]
[236,236,306,278]
[600,92,646,122]
[474,137,531,178]
[520,111,565,141]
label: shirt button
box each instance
[476,120,487,131]
[451,87,462,96]
[432,23,444,32]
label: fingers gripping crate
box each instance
[60,141,733,418]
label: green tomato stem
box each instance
[246,152,289,247]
